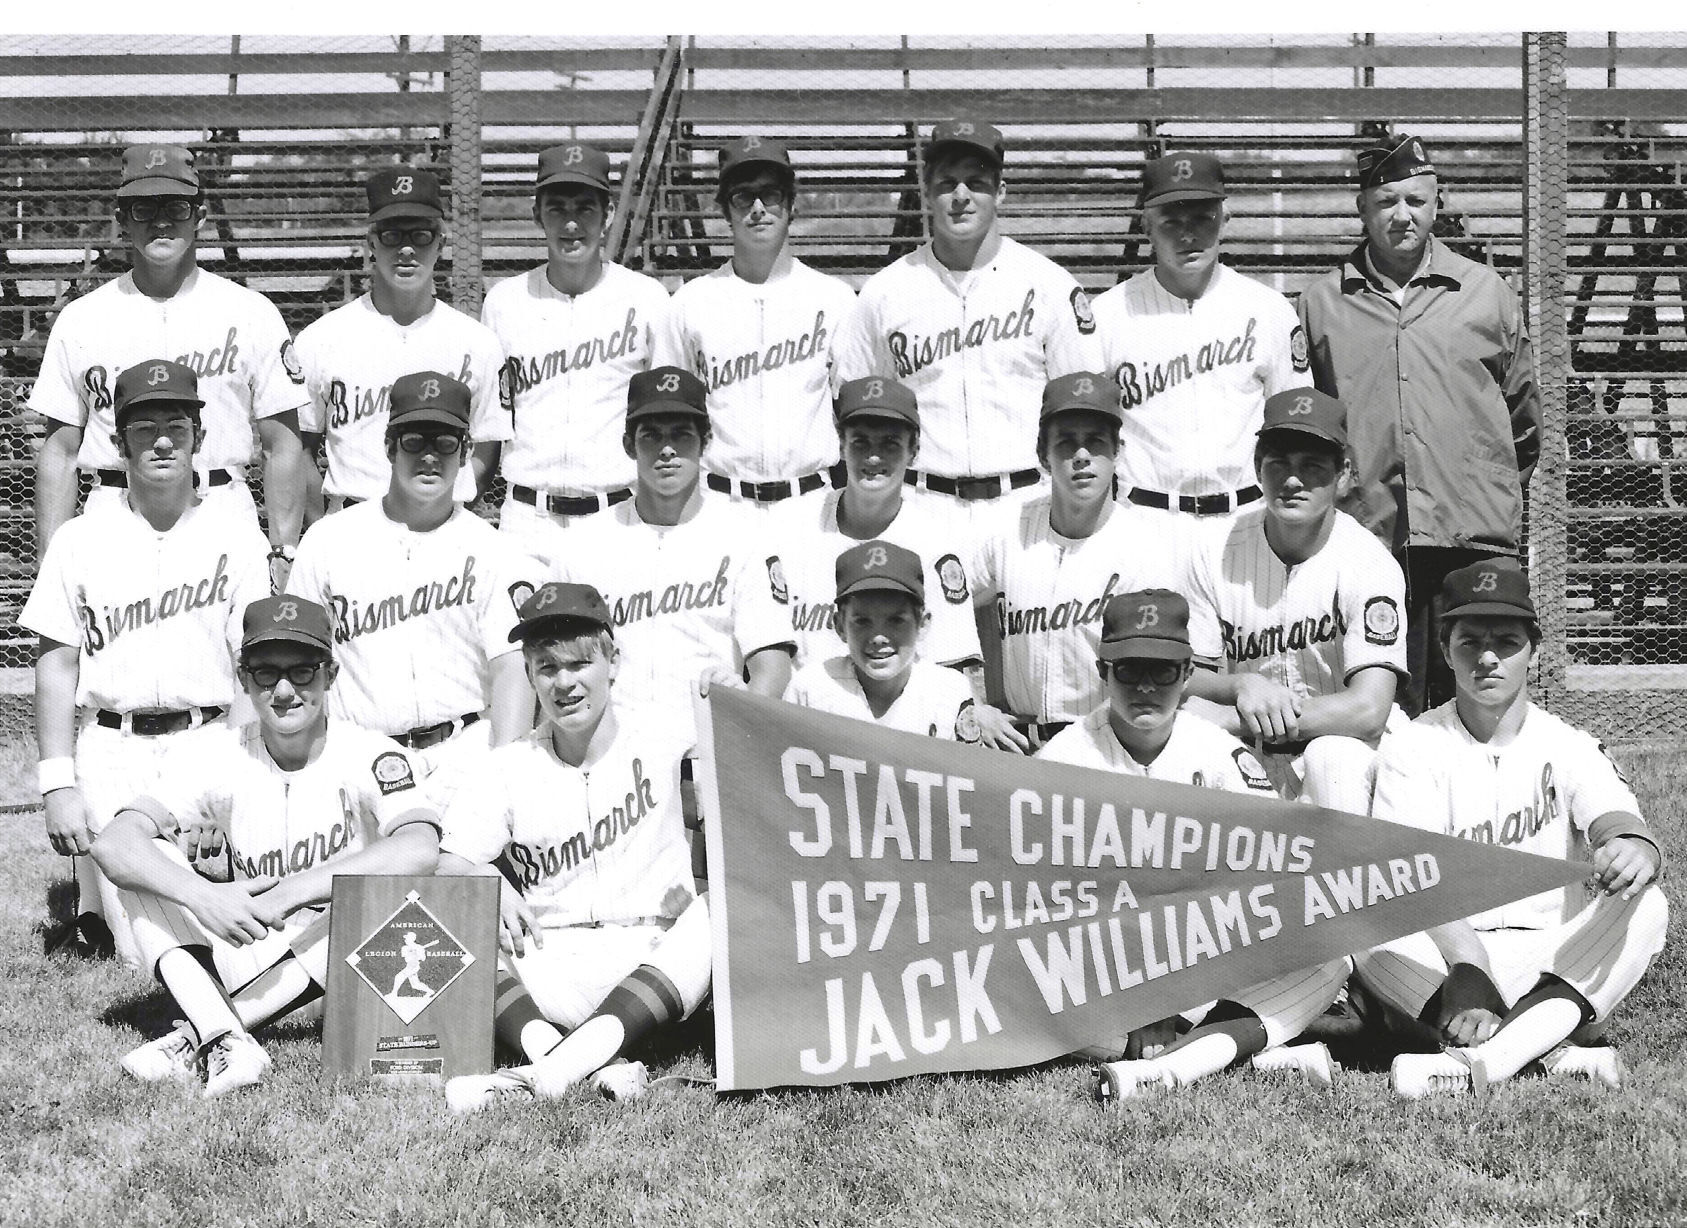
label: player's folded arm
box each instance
[1292,663,1397,742]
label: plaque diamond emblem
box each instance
[344,890,476,1025]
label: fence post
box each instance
[445,35,484,316]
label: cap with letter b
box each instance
[719,135,794,188]
[536,142,612,194]
[926,118,1005,170]
[1040,372,1124,426]
[1440,556,1536,623]
[835,376,919,429]
[1140,151,1226,208]
[114,359,204,425]
[366,167,444,223]
[1100,589,1192,661]
[118,144,200,199]
[626,366,709,425]
[241,596,334,655]
[509,581,614,643]
[1258,387,1347,450]
[388,371,471,433]
[835,540,925,605]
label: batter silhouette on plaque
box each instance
[390,931,440,999]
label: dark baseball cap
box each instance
[1358,133,1436,190]
[366,167,444,223]
[719,136,794,187]
[1440,557,1536,623]
[835,377,919,430]
[536,142,612,194]
[118,144,200,199]
[388,371,471,433]
[1259,388,1347,450]
[510,581,615,643]
[114,360,204,423]
[1140,152,1226,208]
[1039,372,1124,425]
[1100,590,1193,662]
[626,366,709,425]
[926,119,1004,170]
[241,596,334,655]
[836,540,924,604]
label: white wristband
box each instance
[38,757,76,796]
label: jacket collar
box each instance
[1341,235,1464,294]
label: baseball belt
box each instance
[705,471,829,503]
[392,711,481,750]
[94,705,226,736]
[96,468,235,489]
[1125,485,1263,516]
[1011,717,1072,750]
[511,484,632,517]
[907,468,1041,501]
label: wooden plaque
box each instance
[321,875,497,1083]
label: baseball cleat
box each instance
[201,1030,271,1099]
[445,1066,539,1114]
[1092,1059,1173,1103]
[1249,1041,1335,1087]
[589,1060,650,1102]
[120,1021,199,1084]
[1540,1044,1624,1089]
[1391,1048,1488,1099]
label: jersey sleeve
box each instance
[285,522,331,611]
[437,749,515,864]
[1369,726,1450,834]
[732,531,799,658]
[830,279,886,383]
[1041,260,1104,376]
[467,326,513,444]
[649,283,692,373]
[477,535,533,661]
[1563,729,1644,836]
[1338,534,1409,682]
[1206,731,1279,797]
[967,510,1003,607]
[1183,535,1225,666]
[127,726,233,840]
[18,527,84,645]
[245,294,310,421]
[26,308,87,428]
[1261,289,1310,396]
[942,675,983,745]
[361,739,436,834]
[291,319,328,435]
[224,527,275,657]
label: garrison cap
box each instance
[1357,133,1436,189]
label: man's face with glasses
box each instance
[722,173,793,258]
[387,425,467,500]
[117,195,201,264]
[369,220,442,294]
[1099,654,1192,748]
[240,643,336,738]
[113,405,200,480]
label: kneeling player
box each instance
[440,583,710,1111]
[787,540,980,743]
[1362,559,1669,1097]
[1037,589,1349,1098]
[92,597,441,1096]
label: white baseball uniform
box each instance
[653,250,856,486]
[552,494,795,744]
[29,267,307,519]
[970,496,1185,724]
[1038,706,1346,1050]
[439,704,709,1029]
[834,235,1102,481]
[788,655,982,743]
[293,295,509,502]
[1093,264,1306,502]
[118,719,435,988]
[20,497,270,965]
[1361,701,1669,1023]
[772,487,981,669]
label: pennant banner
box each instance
[695,690,1586,1091]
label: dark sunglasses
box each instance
[395,430,466,456]
[374,227,440,249]
[245,661,328,688]
[124,199,196,223]
[1098,659,1185,687]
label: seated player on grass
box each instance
[1035,589,1349,1099]
[438,582,711,1112]
[1362,558,1670,1097]
[787,539,981,743]
[92,596,441,1098]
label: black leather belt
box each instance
[512,484,631,517]
[95,706,225,736]
[1126,485,1262,516]
[392,712,480,750]
[1012,718,1071,750]
[909,468,1041,501]
[705,472,828,502]
[97,468,234,489]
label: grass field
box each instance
[4,741,1685,1228]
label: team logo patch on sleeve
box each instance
[281,339,305,385]
[1290,324,1310,373]
[1070,287,1097,336]
[1363,596,1401,646]
[372,751,417,796]
[497,358,517,414]
[1597,740,1632,787]
[955,699,983,745]
[766,556,789,605]
[1232,747,1274,792]
[935,554,970,605]
[508,581,535,613]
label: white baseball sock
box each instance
[157,948,242,1048]
[1469,997,1584,1083]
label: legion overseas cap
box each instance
[626,366,709,425]
[720,135,794,186]
[1140,151,1227,208]
[119,144,200,198]
[241,596,334,655]
[1357,133,1436,190]
[388,371,471,433]
[835,540,925,605]
[1040,372,1124,425]
[1259,387,1348,449]
[835,376,919,429]
[1100,589,1193,662]
[536,142,612,194]
[509,582,615,643]
[366,167,444,223]
[114,360,204,423]
[1440,556,1537,623]
[927,119,1005,169]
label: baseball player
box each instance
[22,360,270,966]
[480,142,670,570]
[1364,559,1669,1097]
[91,596,440,1097]
[286,372,534,777]
[787,540,981,743]
[652,136,857,509]
[1038,590,1346,1096]
[550,366,795,745]
[1182,388,1408,817]
[437,582,710,1110]
[294,167,508,511]
[833,119,1102,530]
[30,143,307,581]
[774,376,980,672]
[1092,151,1307,525]
[969,373,1186,753]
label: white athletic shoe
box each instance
[1541,1044,1624,1089]
[201,1031,271,1099]
[1391,1048,1488,1099]
[120,1021,199,1084]
[1249,1041,1335,1087]
[445,1066,539,1114]
[589,1060,650,1102]
[1092,1059,1173,1103]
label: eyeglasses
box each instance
[245,661,327,688]
[395,430,466,456]
[1098,659,1185,687]
[725,186,791,214]
[124,199,196,223]
[374,227,440,249]
[122,417,196,443]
